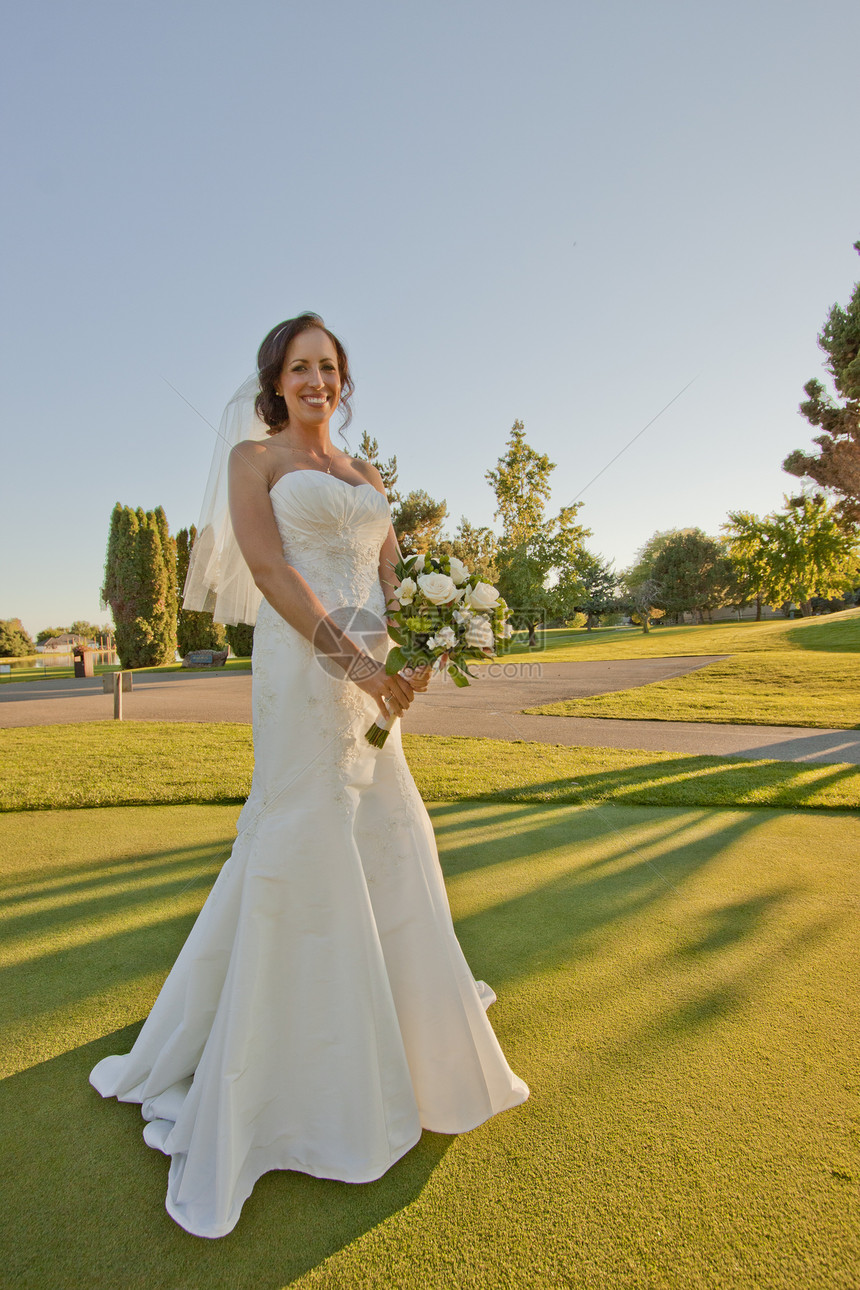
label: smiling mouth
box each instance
[302,396,328,406]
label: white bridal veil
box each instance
[181,374,267,626]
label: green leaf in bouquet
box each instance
[447,664,471,688]
[386,625,404,645]
[385,646,408,675]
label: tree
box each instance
[153,507,178,643]
[438,518,499,583]
[485,420,555,545]
[69,620,110,641]
[356,431,400,505]
[175,526,227,656]
[783,240,860,524]
[763,494,859,615]
[721,510,775,619]
[625,579,665,634]
[392,489,448,555]
[226,623,254,657]
[650,531,734,622]
[574,553,619,629]
[36,626,68,644]
[0,618,34,657]
[624,528,687,591]
[487,424,591,644]
[101,503,178,667]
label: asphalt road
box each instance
[3,656,857,765]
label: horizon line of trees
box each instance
[17,240,858,665]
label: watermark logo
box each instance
[311,605,389,680]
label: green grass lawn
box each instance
[503,609,860,730]
[525,651,860,729]
[3,722,859,811]
[0,656,252,684]
[1,801,857,1287]
[499,606,860,662]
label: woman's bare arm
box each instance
[228,442,416,717]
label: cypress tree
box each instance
[176,525,227,655]
[101,503,178,667]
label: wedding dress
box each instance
[90,469,529,1239]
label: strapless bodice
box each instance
[268,470,391,612]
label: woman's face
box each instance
[278,329,341,429]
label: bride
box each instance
[90,312,529,1239]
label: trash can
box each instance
[73,646,94,678]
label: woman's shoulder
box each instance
[348,456,387,494]
[230,436,283,485]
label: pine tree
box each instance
[783,240,860,524]
[357,431,400,504]
[392,489,448,555]
[485,420,555,545]
[486,421,589,644]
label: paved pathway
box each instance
[2,657,857,766]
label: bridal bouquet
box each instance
[365,552,515,747]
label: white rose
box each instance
[465,616,495,651]
[464,581,501,611]
[453,608,472,625]
[417,572,458,605]
[433,625,457,649]
[501,620,514,638]
[395,577,417,604]
[425,636,437,649]
[447,556,470,586]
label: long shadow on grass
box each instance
[420,749,860,810]
[1,839,230,1033]
[0,1028,451,1289]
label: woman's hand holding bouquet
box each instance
[366,551,514,747]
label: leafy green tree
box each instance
[651,531,734,622]
[764,494,859,614]
[721,510,776,619]
[783,241,860,525]
[392,489,448,555]
[68,620,109,641]
[0,618,34,657]
[357,431,400,505]
[102,503,178,667]
[625,579,665,634]
[175,526,227,655]
[438,518,499,583]
[575,553,619,629]
[226,623,254,657]
[624,528,688,591]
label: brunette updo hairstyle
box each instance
[255,312,355,437]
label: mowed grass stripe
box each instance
[525,651,860,729]
[2,722,859,811]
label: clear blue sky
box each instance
[2,0,858,636]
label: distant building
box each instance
[40,633,88,651]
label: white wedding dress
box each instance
[90,469,529,1239]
